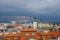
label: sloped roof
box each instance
[39,32,51,36]
[50,31,60,38]
[4,33,20,36]
[8,24,22,27]
[21,28,37,32]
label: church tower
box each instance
[33,17,37,29]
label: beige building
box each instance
[38,22,53,32]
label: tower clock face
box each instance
[28,38,36,40]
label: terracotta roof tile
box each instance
[39,32,51,36]
[8,24,22,27]
[21,28,37,32]
[4,33,20,36]
[50,31,60,38]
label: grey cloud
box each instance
[0,0,60,15]
[25,0,60,14]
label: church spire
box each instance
[34,17,36,22]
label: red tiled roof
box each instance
[50,31,60,38]
[39,32,51,36]
[21,28,37,32]
[38,31,60,39]
[8,24,22,27]
[4,33,20,36]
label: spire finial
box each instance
[34,17,36,22]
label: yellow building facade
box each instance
[38,22,53,31]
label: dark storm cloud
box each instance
[0,0,60,15]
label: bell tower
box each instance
[33,17,37,29]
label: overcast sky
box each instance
[0,0,60,23]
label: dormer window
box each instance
[32,32,35,36]
[26,32,29,36]
[28,38,36,40]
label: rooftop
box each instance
[21,28,37,32]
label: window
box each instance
[32,32,35,36]
[28,38,36,40]
[26,32,29,36]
